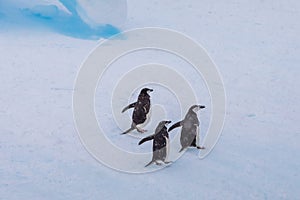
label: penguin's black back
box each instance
[132,92,151,124]
[180,111,199,148]
[153,126,168,151]
[151,125,168,162]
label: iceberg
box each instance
[0,0,127,39]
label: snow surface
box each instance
[1,0,300,199]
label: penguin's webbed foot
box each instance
[136,127,147,133]
[164,161,172,165]
[154,161,163,166]
[196,146,205,150]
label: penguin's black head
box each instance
[157,120,171,128]
[164,120,172,125]
[190,105,205,113]
[140,88,153,94]
[156,120,172,131]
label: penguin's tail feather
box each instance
[145,160,154,167]
[168,121,182,132]
[179,147,186,153]
[138,135,154,145]
[121,127,135,135]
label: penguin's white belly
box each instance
[138,109,151,128]
[196,126,199,146]
[165,137,170,161]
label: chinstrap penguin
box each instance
[168,105,205,152]
[121,88,153,134]
[138,120,172,167]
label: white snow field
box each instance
[1,0,300,199]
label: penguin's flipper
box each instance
[168,121,183,132]
[121,102,137,113]
[138,135,155,145]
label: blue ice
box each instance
[0,0,120,39]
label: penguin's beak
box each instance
[165,121,172,124]
[199,105,205,109]
[147,89,153,94]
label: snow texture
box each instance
[1,0,300,199]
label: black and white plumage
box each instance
[121,88,153,134]
[168,105,205,152]
[138,120,172,167]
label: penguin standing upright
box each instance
[138,120,172,167]
[121,88,153,134]
[168,105,205,152]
